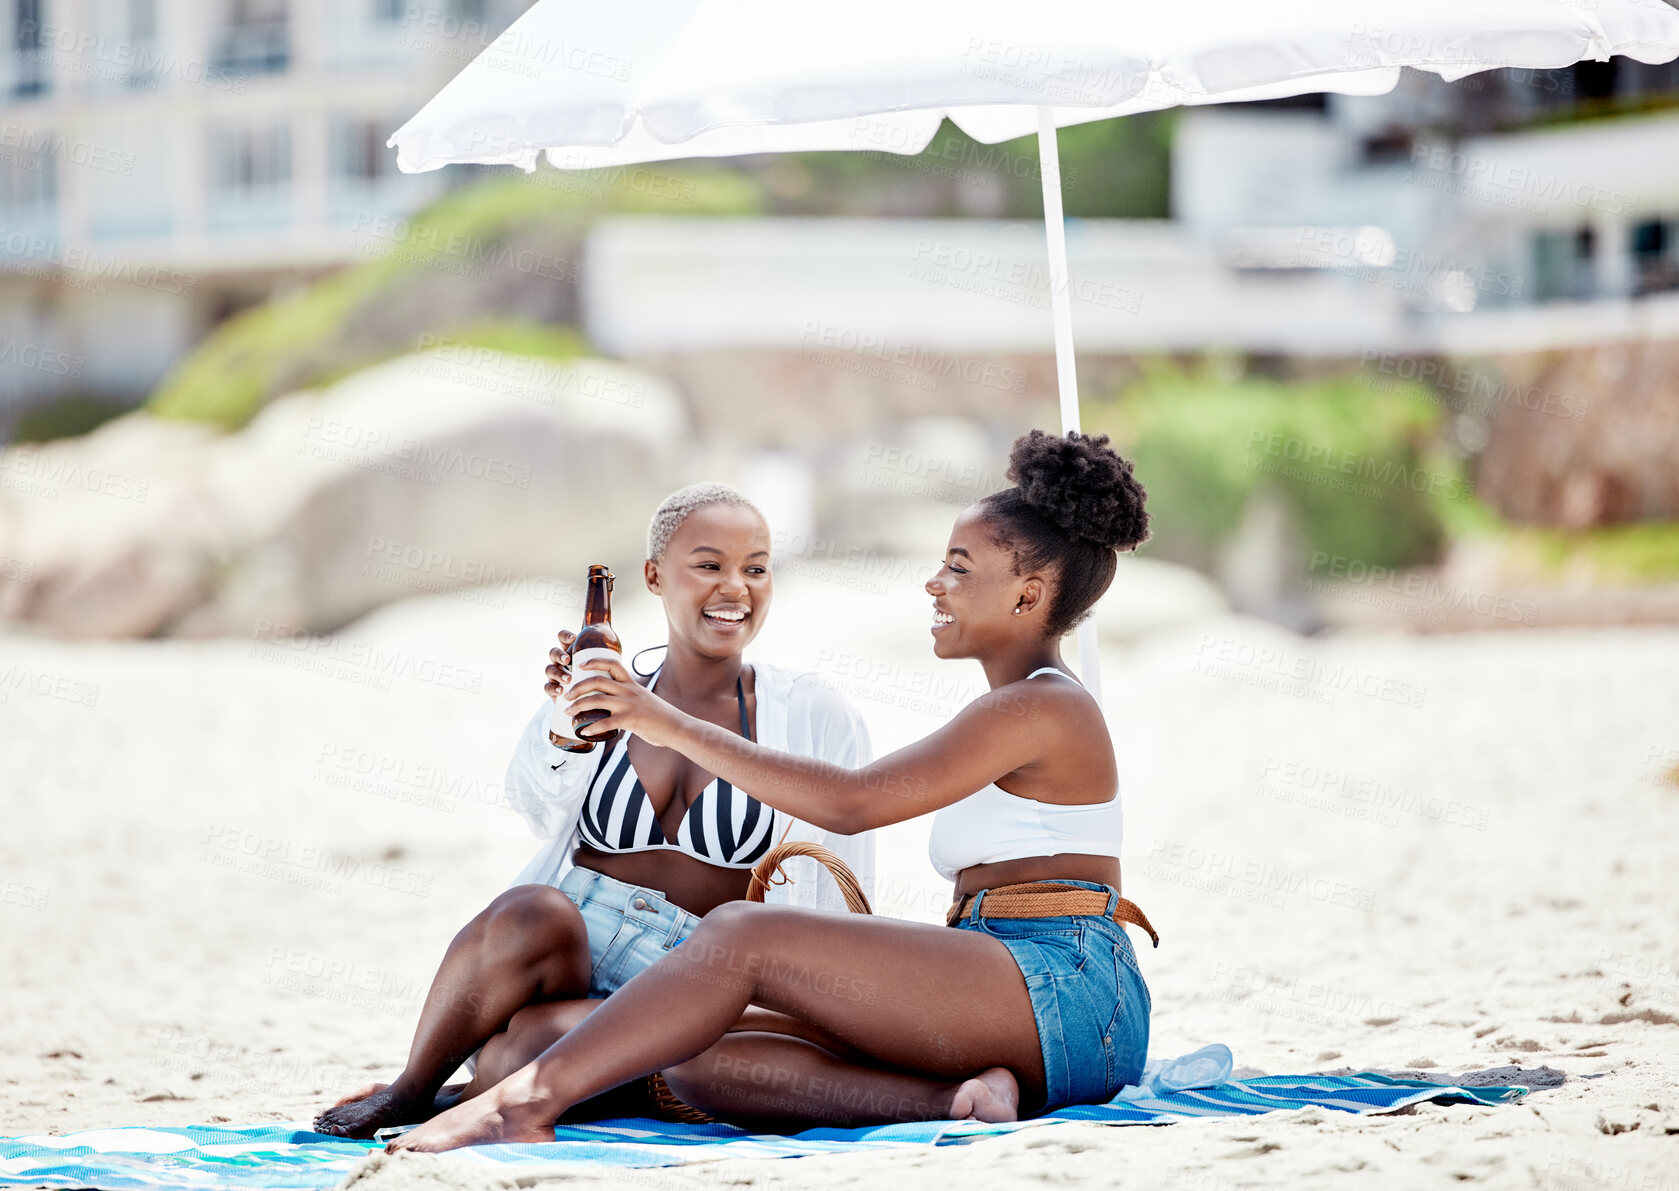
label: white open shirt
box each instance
[503,661,876,911]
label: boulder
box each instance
[0,416,221,638]
[1475,339,1679,526]
[0,350,687,639]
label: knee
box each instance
[661,1058,715,1108]
[472,884,583,956]
[477,1030,512,1081]
[504,1000,587,1050]
[502,1003,548,1050]
[683,901,784,965]
[694,899,761,941]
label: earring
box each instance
[1013,607,1022,615]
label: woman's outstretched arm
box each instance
[565,657,1052,833]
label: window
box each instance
[210,121,290,192]
[1571,60,1619,102]
[84,0,160,91]
[327,111,432,223]
[0,124,57,250]
[207,120,292,230]
[1632,218,1679,297]
[12,0,48,98]
[330,114,396,182]
[381,1,490,27]
[0,126,57,211]
[210,0,289,75]
[1531,226,1596,303]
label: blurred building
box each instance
[588,62,1679,361]
[8,41,1679,423]
[0,0,531,414]
[1178,60,1679,313]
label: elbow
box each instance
[822,806,870,836]
[779,784,871,836]
[823,787,881,835]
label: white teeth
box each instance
[706,609,746,622]
[933,611,954,625]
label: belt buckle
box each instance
[946,891,982,927]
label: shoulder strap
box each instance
[736,672,753,741]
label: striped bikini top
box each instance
[576,666,776,868]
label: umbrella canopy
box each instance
[392,0,1679,171]
[390,0,1679,700]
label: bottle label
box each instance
[550,646,622,738]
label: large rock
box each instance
[0,416,222,638]
[0,350,687,638]
[1474,339,1679,526]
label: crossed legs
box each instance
[390,901,1044,1150]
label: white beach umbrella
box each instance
[390,0,1679,700]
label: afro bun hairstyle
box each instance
[977,430,1149,638]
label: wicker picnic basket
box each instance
[745,840,873,915]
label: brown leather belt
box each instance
[946,881,1160,948]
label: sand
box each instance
[2,570,1676,1190]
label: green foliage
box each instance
[1511,521,1679,584]
[1030,113,1175,219]
[426,320,589,361]
[148,268,383,430]
[9,394,134,443]
[1088,363,1473,572]
[405,161,767,233]
[759,115,1172,218]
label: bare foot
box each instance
[949,1067,1019,1123]
[385,1093,556,1153]
[331,1082,388,1108]
[313,1081,438,1139]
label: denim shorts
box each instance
[950,880,1152,1113]
[559,866,701,998]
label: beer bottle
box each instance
[549,565,623,752]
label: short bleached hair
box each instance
[646,483,765,562]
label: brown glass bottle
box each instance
[548,565,623,752]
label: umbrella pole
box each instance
[1036,107,1081,438]
[1037,107,1103,706]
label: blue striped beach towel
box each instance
[0,1073,1531,1191]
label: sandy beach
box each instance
[2,570,1676,1190]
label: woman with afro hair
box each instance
[390,429,1158,1148]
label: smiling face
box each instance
[646,502,773,661]
[925,505,1047,660]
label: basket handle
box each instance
[746,841,872,915]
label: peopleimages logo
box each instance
[16,20,247,92]
[799,322,1027,395]
[1408,142,1640,218]
[0,340,83,378]
[1245,430,1474,502]
[1308,552,1540,627]
[0,233,200,297]
[1359,350,1589,422]
[0,124,135,176]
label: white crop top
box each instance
[926,668,1124,882]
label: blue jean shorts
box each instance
[559,866,701,998]
[950,880,1152,1113]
